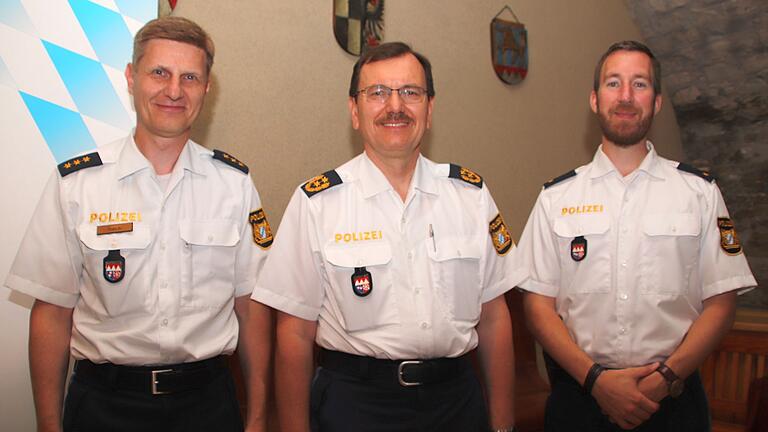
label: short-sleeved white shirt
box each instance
[252,152,527,359]
[5,135,270,365]
[517,143,756,368]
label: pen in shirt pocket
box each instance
[429,223,436,252]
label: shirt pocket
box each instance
[639,213,700,295]
[77,224,152,313]
[179,219,240,308]
[553,214,611,293]
[323,242,397,332]
[426,235,483,322]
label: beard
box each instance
[597,101,654,147]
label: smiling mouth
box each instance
[378,112,412,128]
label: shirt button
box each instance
[619,327,627,334]
[159,242,166,250]
[401,216,406,224]
[161,319,168,327]
[407,252,413,261]
[161,281,168,288]
[619,293,629,301]
[621,262,627,268]
[414,287,421,294]
[420,322,429,329]
[207,235,214,242]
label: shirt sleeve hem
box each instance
[480,267,528,303]
[4,274,78,308]
[250,286,320,321]
[702,275,758,300]
[235,279,257,298]
[517,279,559,297]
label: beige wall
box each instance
[177,0,683,237]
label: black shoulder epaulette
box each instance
[57,152,102,177]
[448,164,483,188]
[212,149,249,174]
[543,170,577,189]
[677,162,714,183]
[302,170,343,198]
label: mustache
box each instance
[610,102,640,114]
[377,111,413,124]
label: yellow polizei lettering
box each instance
[89,211,142,223]
[334,230,385,243]
[561,205,605,216]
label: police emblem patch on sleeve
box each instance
[57,152,103,177]
[302,170,343,197]
[249,208,273,249]
[449,164,483,188]
[213,149,249,174]
[717,217,742,255]
[489,213,513,255]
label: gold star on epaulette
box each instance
[57,152,103,177]
[212,149,249,174]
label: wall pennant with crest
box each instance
[333,0,384,56]
[491,5,528,85]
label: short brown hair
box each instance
[349,42,435,99]
[132,16,215,74]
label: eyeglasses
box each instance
[356,85,429,104]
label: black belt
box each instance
[319,348,471,387]
[73,356,226,395]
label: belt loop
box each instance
[359,355,370,378]
[106,363,120,390]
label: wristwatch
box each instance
[656,363,684,398]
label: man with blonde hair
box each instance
[6,16,271,432]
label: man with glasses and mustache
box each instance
[250,42,525,432]
[517,40,756,431]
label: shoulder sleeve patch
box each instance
[677,162,714,183]
[489,213,513,255]
[249,208,273,249]
[543,170,577,189]
[213,149,249,174]
[302,170,343,198]
[448,164,483,188]
[57,152,102,177]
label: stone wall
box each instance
[625,0,767,308]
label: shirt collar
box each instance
[116,135,205,180]
[589,141,665,181]
[357,152,438,198]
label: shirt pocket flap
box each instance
[642,213,701,236]
[427,235,483,262]
[325,242,392,268]
[78,224,151,251]
[553,214,610,238]
[179,220,240,246]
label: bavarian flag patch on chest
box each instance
[489,213,513,255]
[249,208,273,249]
[717,217,742,255]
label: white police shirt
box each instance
[5,135,271,365]
[517,142,756,368]
[251,152,527,359]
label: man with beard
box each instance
[251,42,526,432]
[516,40,756,431]
[5,17,272,432]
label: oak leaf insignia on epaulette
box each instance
[302,170,343,198]
[448,164,483,188]
[677,162,714,183]
[543,170,577,189]
[57,152,102,177]
[213,149,249,174]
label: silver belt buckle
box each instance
[151,369,173,395]
[397,360,423,386]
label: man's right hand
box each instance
[591,363,660,430]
